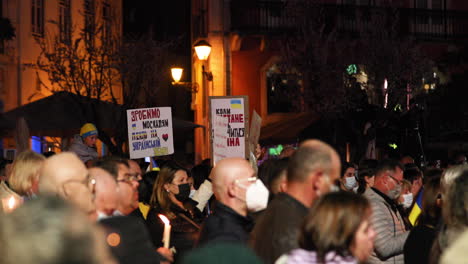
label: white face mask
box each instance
[189,189,196,199]
[97,211,113,221]
[245,179,270,212]
[401,193,413,209]
[344,177,358,190]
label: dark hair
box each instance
[375,159,404,178]
[299,192,371,262]
[190,164,212,190]
[138,170,159,204]
[258,158,289,190]
[341,162,356,178]
[416,177,441,227]
[93,156,129,180]
[403,168,423,184]
[356,168,374,194]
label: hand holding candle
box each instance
[158,214,171,248]
[2,195,19,213]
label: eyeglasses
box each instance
[117,173,142,184]
[234,177,257,188]
[387,173,402,186]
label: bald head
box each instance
[39,152,95,218]
[211,158,255,203]
[89,167,118,217]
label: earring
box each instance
[166,189,170,193]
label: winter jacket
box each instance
[68,134,98,163]
[197,201,254,246]
[364,188,409,264]
[250,192,309,264]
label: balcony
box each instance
[230,2,468,41]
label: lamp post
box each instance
[192,39,213,163]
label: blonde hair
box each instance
[9,151,45,196]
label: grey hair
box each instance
[0,196,101,264]
[441,164,468,199]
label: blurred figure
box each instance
[440,229,468,264]
[0,157,13,181]
[69,123,99,167]
[250,139,341,264]
[431,168,468,263]
[404,177,441,264]
[39,152,96,220]
[356,159,378,195]
[146,162,203,261]
[197,158,267,246]
[339,162,358,192]
[90,167,119,220]
[0,195,116,264]
[0,151,45,209]
[279,145,295,159]
[278,192,376,264]
[138,170,159,219]
[190,163,214,213]
[396,179,413,230]
[400,155,415,166]
[181,243,262,264]
[403,167,423,199]
[364,160,408,264]
[94,157,142,219]
[258,158,289,196]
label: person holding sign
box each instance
[146,162,203,262]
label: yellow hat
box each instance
[80,123,98,138]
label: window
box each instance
[59,0,71,44]
[266,63,303,114]
[102,1,111,42]
[84,0,95,43]
[31,0,44,36]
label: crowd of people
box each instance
[0,123,467,264]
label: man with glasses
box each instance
[364,159,409,264]
[89,167,119,220]
[38,152,97,220]
[93,157,142,219]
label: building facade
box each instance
[191,0,468,162]
[0,0,122,152]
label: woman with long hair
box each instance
[145,161,202,261]
[278,191,376,264]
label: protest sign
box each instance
[209,96,249,165]
[248,110,262,172]
[127,107,174,159]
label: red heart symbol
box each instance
[162,134,169,141]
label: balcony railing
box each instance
[230,2,468,40]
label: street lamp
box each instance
[194,40,213,81]
[171,67,199,93]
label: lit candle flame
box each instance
[7,196,16,209]
[158,214,170,225]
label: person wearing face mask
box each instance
[396,179,414,231]
[363,160,409,264]
[339,162,358,192]
[146,161,203,262]
[197,158,268,246]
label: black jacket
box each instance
[197,201,254,246]
[250,193,309,264]
[145,200,203,260]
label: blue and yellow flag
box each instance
[409,188,423,225]
[230,99,242,109]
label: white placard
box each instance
[127,107,174,159]
[210,96,249,165]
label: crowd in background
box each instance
[0,123,467,264]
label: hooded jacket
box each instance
[68,134,98,163]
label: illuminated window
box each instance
[31,0,44,36]
[59,0,71,44]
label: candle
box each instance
[2,195,18,213]
[158,214,171,248]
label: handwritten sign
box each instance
[248,110,262,172]
[209,96,249,165]
[127,107,174,159]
